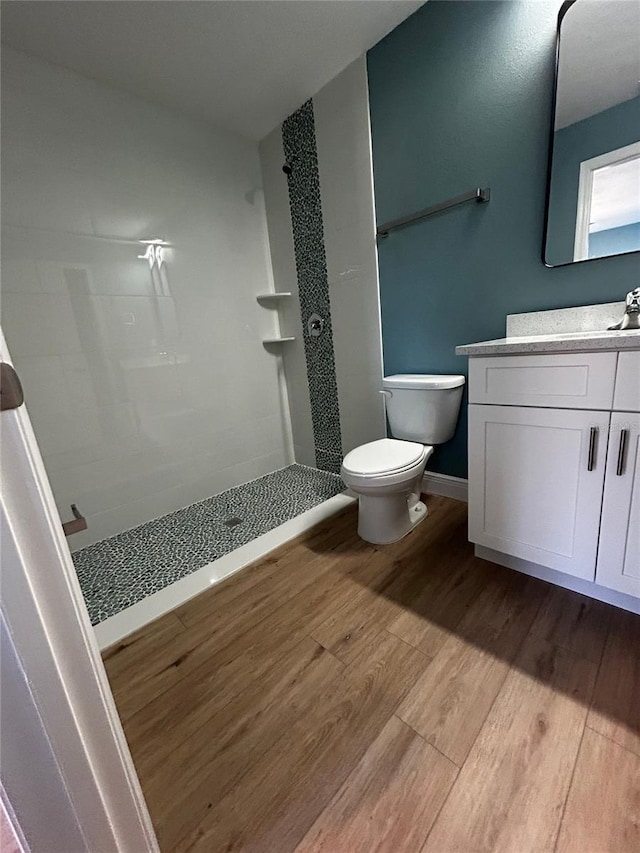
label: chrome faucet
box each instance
[609,287,640,331]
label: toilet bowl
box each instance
[341,374,465,544]
[342,438,433,544]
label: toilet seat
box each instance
[342,438,425,477]
[342,439,431,491]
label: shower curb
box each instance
[95,491,355,650]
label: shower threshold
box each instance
[72,464,352,649]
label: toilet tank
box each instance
[383,374,465,444]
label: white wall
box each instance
[259,56,385,464]
[259,130,317,467]
[315,57,386,454]
[1,48,292,548]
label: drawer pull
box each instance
[616,429,629,476]
[587,427,599,471]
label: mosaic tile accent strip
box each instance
[282,100,343,472]
[315,448,343,476]
[73,464,344,625]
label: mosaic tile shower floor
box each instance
[73,464,344,625]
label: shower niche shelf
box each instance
[258,291,294,347]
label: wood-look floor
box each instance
[103,496,640,852]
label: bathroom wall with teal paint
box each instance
[546,96,640,265]
[367,0,639,480]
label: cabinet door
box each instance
[596,414,640,597]
[613,352,640,412]
[469,405,608,579]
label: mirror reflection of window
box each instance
[544,0,640,267]
[575,143,640,261]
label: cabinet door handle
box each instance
[616,429,629,476]
[587,426,598,471]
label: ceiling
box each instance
[555,0,640,129]
[1,0,423,140]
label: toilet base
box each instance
[357,489,428,545]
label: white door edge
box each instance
[0,329,158,853]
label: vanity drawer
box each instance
[613,351,640,412]
[469,352,617,409]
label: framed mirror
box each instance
[543,0,640,267]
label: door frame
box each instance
[0,330,158,852]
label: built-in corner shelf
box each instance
[262,336,296,344]
[256,292,292,303]
[258,292,294,348]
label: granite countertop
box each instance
[456,328,640,356]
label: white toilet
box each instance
[341,374,465,544]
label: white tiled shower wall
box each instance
[259,57,386,463]
[1,48,293,548]
[315,58,386,454]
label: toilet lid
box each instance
[342,439,425,476]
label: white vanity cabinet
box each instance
[467,350,640,605]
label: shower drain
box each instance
[223,516,244,528]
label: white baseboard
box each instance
[476,545,640,615]
[422,472,468,502]
[94,491,356,651]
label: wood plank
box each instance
[398,570,546,766]
[398,640,509,768]
[587,608,640,757]
[454,567,548,656]
[122,520,438,749]
[174,631,429,853]
[421,637,597,853]
[555,727,640,853]
[133,633,342,782]
[103,496,638,853]
[101,611,186,674]
[295,715,458,853]
[103,509,356,674]
[103,510,354,682]
[529,585,612,664]
[309,539,447,666]
[174,507,357,627]
[386,543,498,659]
[311,499,468,664]
[107,525,365,720]
[143,637,344,851]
